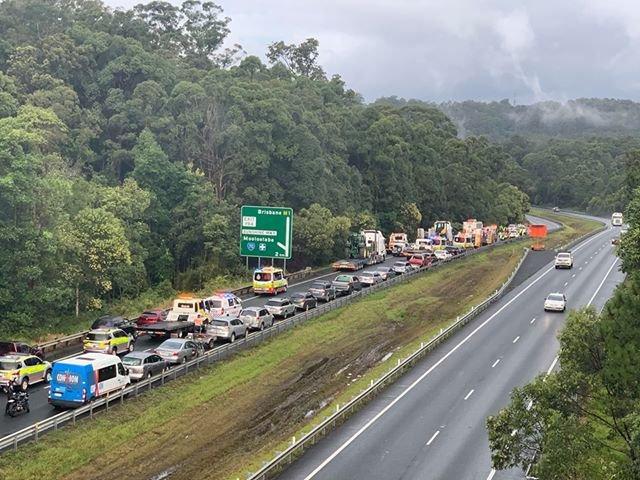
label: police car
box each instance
[0,353,52,390]
[203,293,242,318]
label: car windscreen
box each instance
[141,311,157,316]
[360,272,373,277]
[557,253,571,258]
[310,283,326,289]
[159,341,183,350]
[290,293,305,300]
[240,310,258,317]
[335,275,351,282]
[265,300,282,306]
[209,300,223,308]
[86,333,109,341]
[548,294,564,302]
[211,320,229,327]
[393,262,406,267]
[254,272,272,281]
[122,357,142,366]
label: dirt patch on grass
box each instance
[0,244,529,480]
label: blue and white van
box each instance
[48,353,130,408]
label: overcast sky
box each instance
[106,0,640,104]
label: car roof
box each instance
[0,353,30,361]
[160,338,189,345]
[123,351,154,359]
[59,352,121,368]
[255,266,283,273]
[241,306,262,312]
[88,327,120,334]
[206,292,238,300]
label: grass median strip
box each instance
[0,212,597,480]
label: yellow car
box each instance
[83,328,134,355]
[0,354,52,390]
[253,267,288,295]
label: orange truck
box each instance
[529,224,547,250]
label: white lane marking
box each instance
[579,267,583,271]
[512,336,520,344]
[585,261,589,264]
[587,258,619,307]
[487,469,496,480]
[545,356,559,377]
[426,430,440,446]
[302,263,557,479]
[464,389,475,400]
[571,274,576,278]
[564,281,568,287]
[491,358,500,368]
[302,228,610,479]
[530,317,536,324]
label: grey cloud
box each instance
[106,0,640,103]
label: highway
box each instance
[0,215,559,440]
[278,216,623,480]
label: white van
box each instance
[166,298,209,327]
[49,353,130,408]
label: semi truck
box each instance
[332,231,386,271]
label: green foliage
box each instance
[0,0,531,335]
[488,187,640,478]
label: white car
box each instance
[544,293,567,312]
[554,252,573,269]
[358,271,383,286]
[434,250,452,261]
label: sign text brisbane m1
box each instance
[240,206,293,259]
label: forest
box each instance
[0,0,532,334]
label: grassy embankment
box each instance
[0,212,598,480]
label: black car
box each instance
[308,281,337,302]
[91,315,137,337]
[290,292,318,311]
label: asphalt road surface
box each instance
[0,214,561,439]
[278,217,623,480]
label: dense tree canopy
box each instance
[0,0,531,334]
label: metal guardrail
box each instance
[246,246,531,480]
[0,238,525,452]
[35,266,324,356]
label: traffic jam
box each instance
[0,219,540,415]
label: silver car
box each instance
[392,261,413,274]
[374,266,396,281]
[122,352,167,380]
[239,307,274,331]
[264,298,296,318]
[155,338,202,365]
[208,317,248,342]
[544,293,567,312]
[358,271,383,286]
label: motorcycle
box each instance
[5,390,29,417]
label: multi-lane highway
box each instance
[278,216,622,480]
[0,214,560,440]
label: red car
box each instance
[136,309,168,326]
[409,254,431,268]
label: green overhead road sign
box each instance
[240,205,293,259]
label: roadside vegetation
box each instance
[487,192,640,478]
[0,211,598,480]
